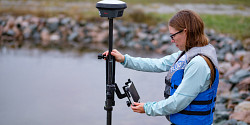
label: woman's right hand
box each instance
[102,49,125,63]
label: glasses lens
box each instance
[170,30,183,40]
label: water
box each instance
[0,48,170,125]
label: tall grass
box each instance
[201,14,250,40]
[124,12,250,40]
[1,0,249,40]
[6,0,250,6]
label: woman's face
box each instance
[169,26,187,51]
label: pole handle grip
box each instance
[98,54,107,59]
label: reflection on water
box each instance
[0,48,170,125]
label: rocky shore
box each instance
[0,15,249,125]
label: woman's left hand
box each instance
[131,102,145,113]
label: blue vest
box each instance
[164,44,219,125]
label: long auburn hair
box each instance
[169,10,209,51]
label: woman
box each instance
[103,9,219,125]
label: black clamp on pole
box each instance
[96,1,127,125]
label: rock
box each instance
[152,39,158,46]
[227,97,244,109]
[214,111,230,123]
[29,24,37,34]
[21,20,29,28]
[229,69,250,84]
[30,16,40,25]
[0,20,6,26]
[215,120,227,125]
[47,23,59,33]
[50,33,60,42]
[24,15,32,20]
[217,53,225,61]
[225,52,235,62]
[217,80,232,95]
[217,53,226,61]
[236,121,248,125]
[234,50,247,62]
[231,86,240,94]
[237,77,250,91]
[218,43,231,54]
[224,63,241,79]
[245,96,250,101]
[150,26,159,34]
[242,52,250,64]
[14,16,23,24]
[59,26,68,42]
[224,119,238,125]
[231,40,243,52]
[68,32,78,41]
[23,27,31,39]
[70,19,77,26]
[125,32,135,42]
[230,111,250,123]
[155,44,169,54]
[159,24,168,33]
[100,21,109,29]
[77,28,85,40]
[140,40,155,50]
[215,103,227,111]
[117,25,129,35]
[216,96,229,104]
[234,101,250,112]
[230,101,250,123]
[116,39,127,48]
[60,17,71,25]
[160,34,171,44]
[137,31,147,40]
[93,30,108,43]
[47,17,59,23]
[239,91,249,100]
[6,17,15,28]
[219,62,232,77]
[243,38,250,50]
[40,28,50,46]
[5,29,15,36]
[32,31,40,41]
[127,41,141,49]
[113,29,118,43]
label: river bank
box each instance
[0,14,250,124]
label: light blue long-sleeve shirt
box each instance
[121,51,211,116]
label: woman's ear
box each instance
[184,28,187,33]
[184,28,187,35]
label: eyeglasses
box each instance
[170,30,183,40]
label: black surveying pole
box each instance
[96,1,127,125]
[105,17,115,125]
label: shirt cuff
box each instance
[120,54,127,65]
[143,102,156,116]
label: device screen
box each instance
[128,82,140,102]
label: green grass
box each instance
[124,12,250,40]
[125,0,250,6]
[201,14,250,40]
[7,0,250,6]
[1,0,249,40]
